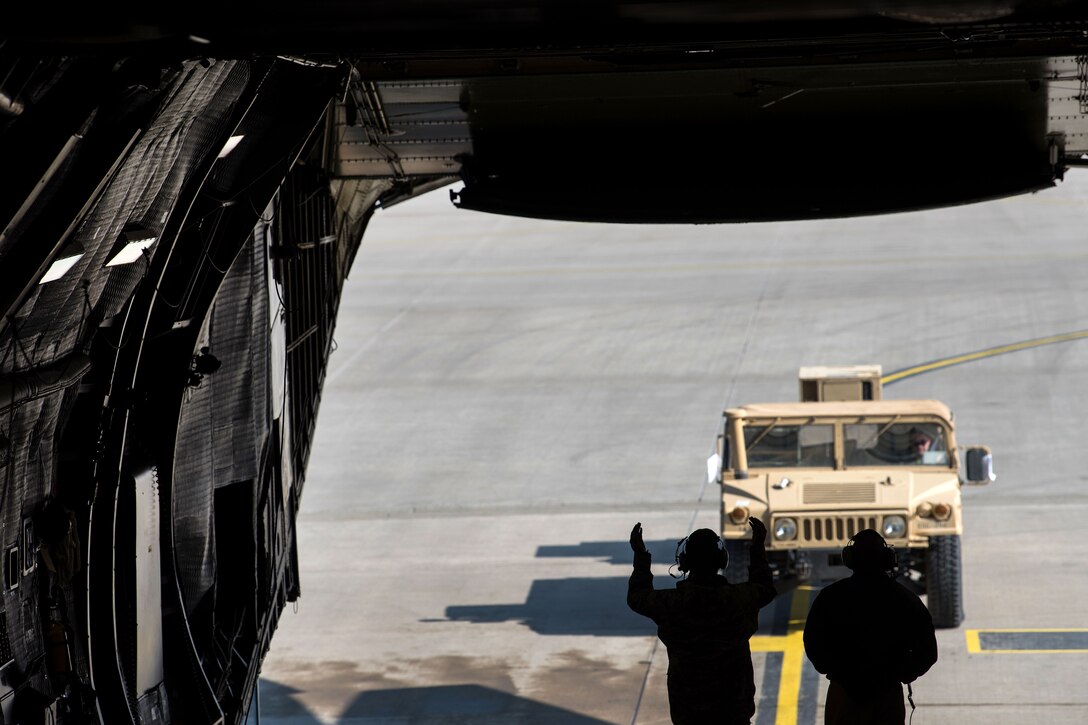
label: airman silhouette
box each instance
[803,529,938,724]
[627,519,776,724]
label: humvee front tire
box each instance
[926,534,964,628]
[724,540,750,584]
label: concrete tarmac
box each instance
[259,175,1088,724]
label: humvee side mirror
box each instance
[706,435,727,484]
[706,452,721,484]
[964,446,995,485]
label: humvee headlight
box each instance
[882,515,907,538]
[932,502,953,521]
[728,506,750,525]
[773,518,798,541]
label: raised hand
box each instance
[630,522,648,554]
[749,517,767,547]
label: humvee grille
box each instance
[802,483,876,504]
[799,515,880,544]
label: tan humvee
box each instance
[711,365,994,628]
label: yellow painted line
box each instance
[750,586,815,725]
[965,629,982,654]
[882,330,1088,385]
[749,638,788,652]
[965,628,1088,654]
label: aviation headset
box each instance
[841,529,897,572]
[674,529,729,576]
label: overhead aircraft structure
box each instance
[1,1,1087,722]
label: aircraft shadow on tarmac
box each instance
[443,538,792,636]
[257,680,324,724]
[535,538,678,565]
[442,538,679,636]
[445,576,655,635]
[258,679,613,723]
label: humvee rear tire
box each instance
[926,534,964,628]
[724,540,750,584]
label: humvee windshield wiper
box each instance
[747,417,782,449]
[874,415,901,438]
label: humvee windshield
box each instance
[742,420,951,469]
[844,422,950,467]
[744,424,834,468]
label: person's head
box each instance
[842,529,896,574]
[676,528,728,575]
[909,427,933,454]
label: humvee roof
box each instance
[726,399,953,421]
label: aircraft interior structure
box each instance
[2,1,1088,721]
